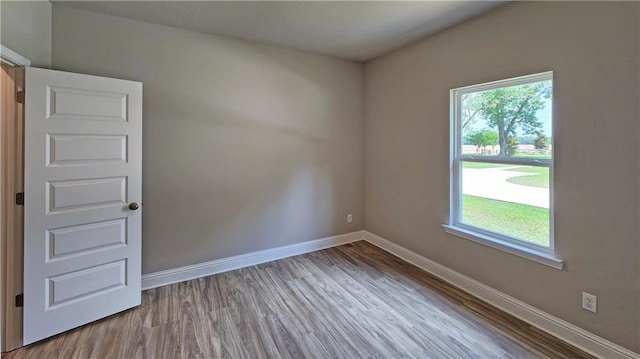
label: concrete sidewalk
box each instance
[462,166,549,208]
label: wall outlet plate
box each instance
[347,214,353,223]
[582,292,597,313]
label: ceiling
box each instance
[53,1,504,62]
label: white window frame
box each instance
[442,71,564,270]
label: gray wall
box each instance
[0,0,51,68]
[52,6,364,274]
[364,1,639,352]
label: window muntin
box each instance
[450,72,553,251]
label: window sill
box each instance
[442,225,564,270]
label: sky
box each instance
[535,99,553,137]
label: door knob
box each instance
[129,202,139,211]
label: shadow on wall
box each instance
[140,44,357,273]
[51,5,362,274]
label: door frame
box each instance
[1,44,30,352]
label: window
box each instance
[444,72,563,269]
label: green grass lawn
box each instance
[505,167,549,188]
[461,162,510,169]
[512,153,552,160]
[462,195,549,246]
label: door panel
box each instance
[47,176,127,214]
[47,86,128,122]
[46,260,127,309]
[46,219,127,261]
[23,67,142,345]
[47,134,127,166]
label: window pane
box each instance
[460,162,549,247]
[461,80,552,159]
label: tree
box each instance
[461,93,482,129]
[506,135,519,157]
[534,133,549,150]
[463,81,551,156]
[465,130,499,153]
[517,135,536,145]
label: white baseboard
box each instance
[363,231,639,359]
[141,231,364,290]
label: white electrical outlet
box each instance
[347,214,353,223]
[582,292,597,313]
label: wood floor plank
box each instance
[4,241,594,359]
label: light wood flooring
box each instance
[4,241,593,359]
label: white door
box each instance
[23,67,142,344]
